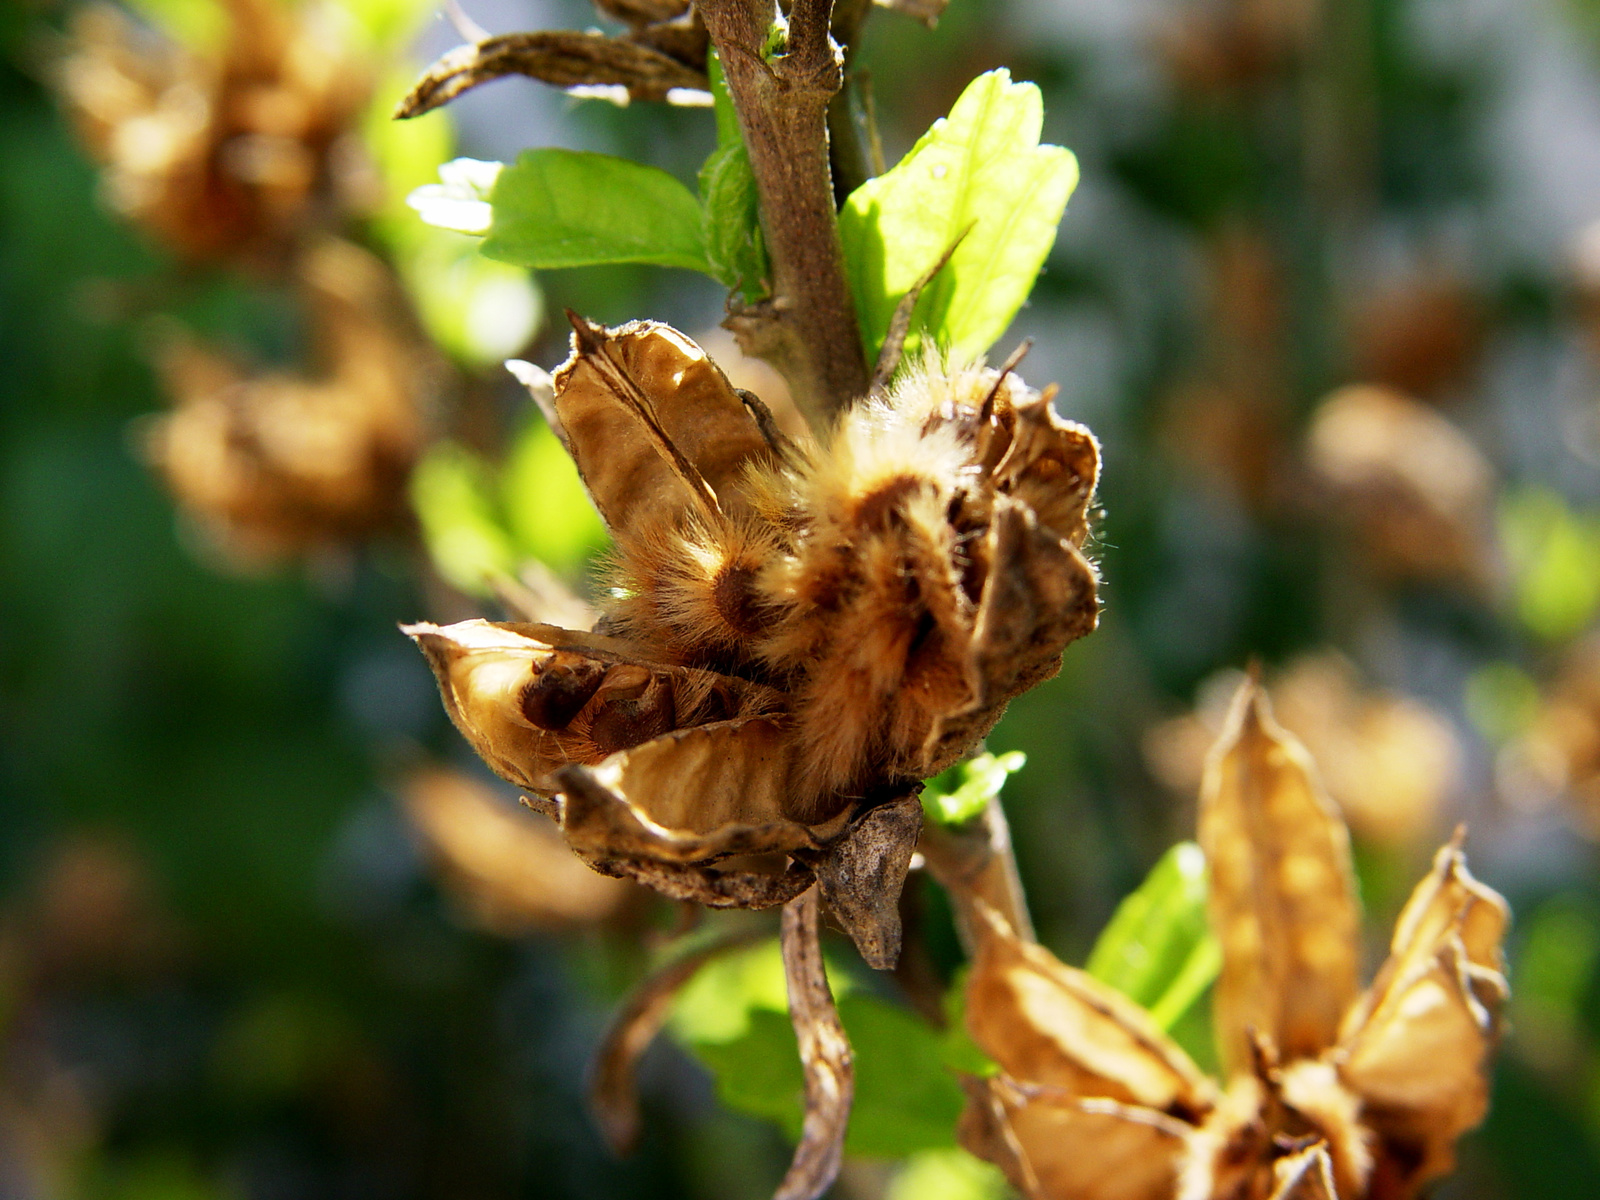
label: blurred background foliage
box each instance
[4,0,1600,1196]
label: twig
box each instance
[697,0,869,430]
[774,887,854,1200]
[918,793,1034,953]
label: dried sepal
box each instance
[395,30,708,118]
[402,768,633,933]
[590,926,765,1154]
[1200,677,1361,1075]
[1332,834,1509,1194]
[590,0,692,26]
[774,888,854,1200]
[966,903,1214,1116]
[810,791,922,970]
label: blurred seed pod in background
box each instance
[140,239,434,566]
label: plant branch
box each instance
[697,0,869,429]
[775,887,854,1200]
[918,794,1035,953]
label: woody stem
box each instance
[696,0,870,430]
[918,795,1036,951]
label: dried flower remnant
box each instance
[1146,655,1458,848]
[960,677,1508,1200]
[1307,385,1496,586]
[403,767,636,935]
[142,241,429,564]
[406,318,1100,963]
[1507,636,1600,835]
[58,0,370,265]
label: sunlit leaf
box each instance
[885,1148,1009,1200]
[406,230,542,366]
[484,149,712,273]
[922,751,1026,827]
[409,443,515,594]
[1500,487,1600,643]
[500,417,607,570]
[1085,841,1220,1031]
[839,69,1078,364]
[671,939,962,1156]
[699,52,767,300]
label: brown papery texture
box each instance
[1200,677,1361,1075]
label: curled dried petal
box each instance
[774,888,853,1200]
[965,902,1214,1117]
[396,31,708,118]
[1200,677,1361,1076]
[590,926,766,1154]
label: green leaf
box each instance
[921,751,1026,828]
[1499,487,1600,642]
[671,939,963,1157]
[409,443,516,595]
[500,418,608,570]
[699,143,769,300]
[483,149,712,274]
[838,69,1079,365]
[1085,842,1220,1031]
[886,1149,1009,1200]
[698,53,768,300]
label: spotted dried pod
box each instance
[143,241,429,563]
[957,676,1508,1200]
[58,0,371,264]
[407,317,1100,964]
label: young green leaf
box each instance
[482,149,712,273]
[838,69,1079,365]
[1085,841,1221,1031]
[699,142,768,300]
[921,751,1027,828]
[671,939,963,1157]
[698,51,768,300]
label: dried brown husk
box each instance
[402,767,635,934]
[143,241,429,563]
[408,319,1100,962]
[1510,636,1600,835]
[58,0,370,264]
[958,676,1509,1200]
[1306,385,1495,586]
[1199,678,1362,1074]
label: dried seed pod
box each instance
[58,0,371,264]
[143,241,429,563]
[1306,385,1495,586]
[408,319,1101,961]
[1200,678,1361,1075]
[403,767,635,934]
[957,676,1508,1200]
